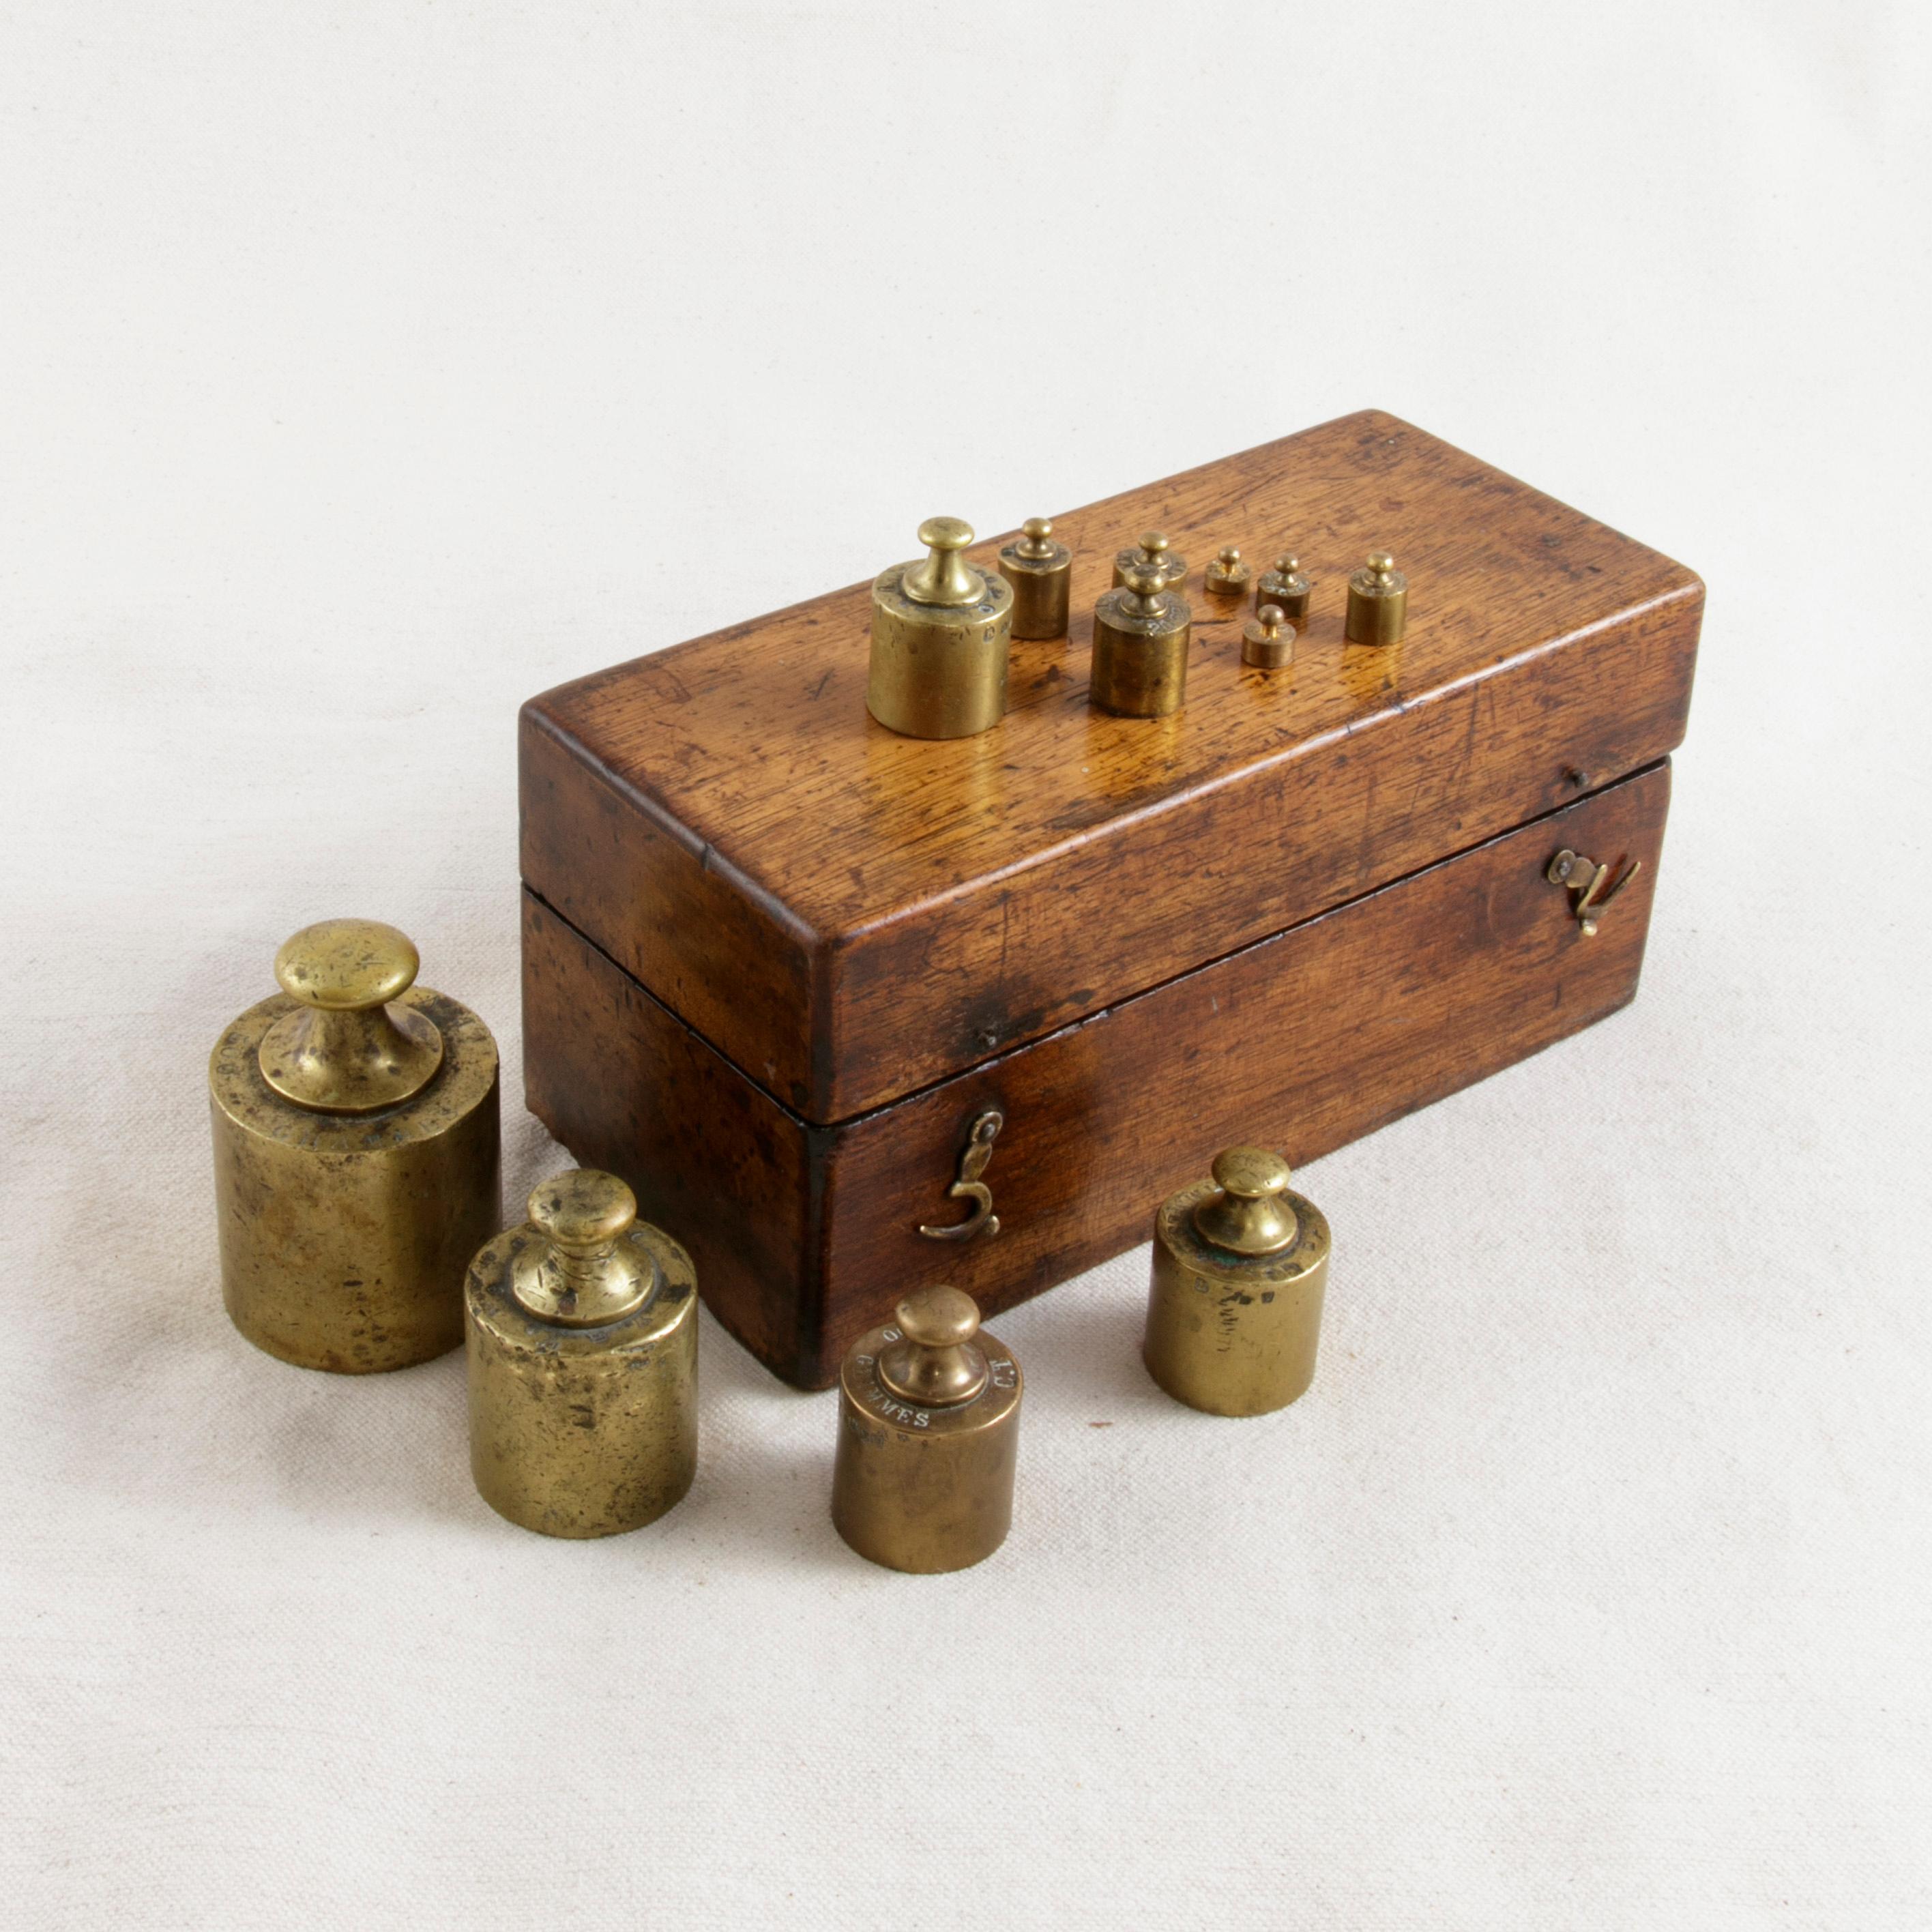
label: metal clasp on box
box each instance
[1547,847,1641,937]
[918,1109,1004,1242]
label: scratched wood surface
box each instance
[521,408,1701,1122]
[525,764,1670,1388]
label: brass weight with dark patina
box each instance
[1143,1146,1332,1416]
[207,918,501,1373]
[832,1285,1022,1573]
[465,1169,698,1538]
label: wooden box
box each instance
[519,410,1702,1388]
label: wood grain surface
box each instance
[525,761,1671,1388]
[523,409,1701,1123]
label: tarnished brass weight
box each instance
[867,516,1014,739]
[1143,1146,1331,1417]
[207,918,500,1373]
[832,1285,1022,1573]
[1256,554,1313,625]
[1112,529,1187,596]
[1243,603,1296,670]
[466,1169,698,1538]
[1345,549,1409,645]
[997,517,1073,640]
[1089,564,1192,718]
[1203,545,1251,599]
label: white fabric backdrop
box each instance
[3,4,1927,1926]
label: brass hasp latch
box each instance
[1546,847,1641,937]
[918,1108,1004,1242]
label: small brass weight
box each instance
[997,518,1073,640]
[1143,1146,1332,1417]
[1090,564,1193,718]
[832,1285,1023,1573]
[466,1169,699,1538]
[207,918,501,1372]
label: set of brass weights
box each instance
[867,513,1409,731]
[209,919,1333,1572]
[208,515,1376,1574]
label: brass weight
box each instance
[832,1285,1023,1573]
[466,1169,699,1538]
[1243,603,1296,669]
[1345,549,1409,645]
[1203,544,1251,599]
[867,516,1014,739]
[997,517,1073,639]
[1143,1146,1332,1416]
[207,918,500,1373]
[1256,554,1313,626]
[1112,529,1187,597]
[1089,564,1192,718]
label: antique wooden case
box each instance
[519,409,1703,1388]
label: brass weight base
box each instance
[1143,1177,1330,1417]
[209,987,500,1373]
[466,1220,699,1538]
[832,1321,1021,1573]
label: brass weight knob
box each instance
[903,516,984,606]
[514,1170,657,1326]
[257,918,445,1113]
[1142,1143,1332,1417]
[877,1284,991,1405]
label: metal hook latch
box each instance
[1547,847,1641,937]
[918,1108,1004,1242]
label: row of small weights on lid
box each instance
[867,514,1411,735]
[210,920,1333,1575]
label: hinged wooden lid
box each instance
[521,409,1701,1124]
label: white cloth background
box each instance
[3,4,1927,1927]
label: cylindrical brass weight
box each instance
[1345,549,1409,645]
[1243,603,1296,670]
[832,1285,1022,1573]
[1203,544,1251,599]
[1143,1146,1331,1417]
[207,918,501,1373]
[466,1169,698,1538]
[1089,565,1192,717]
[1256,554,1313,626]
[867,516,1014,739]
[997,516,1073,639]
[1113,529,1187,596]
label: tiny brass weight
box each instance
[867,516,1014,739]
[466,1169,698,1538]
[997,517,1073,640]
[208,918,501,1373]
[1203,544,1251,598]
[1345,549,1409,646]
[1242,603,1296,670]
[1143,1146,1332,1417]
[1089,564,1192,718]
[1256,553,1313,626]
[832,1285,1022,1574]
[1112,529,1187,596]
